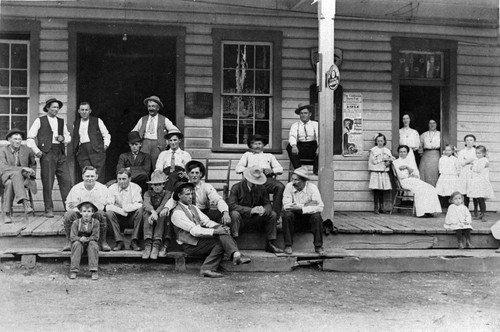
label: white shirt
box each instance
[65,181,114,212]
[171,202,219,243]
[283,181,324,214]
[131,115,178,140]
[399,127,420,150]
[155,148,192,172]
[235,151,283,174]
[289,120,319,146]
[106,182,143,213]
[27,116,72,154]
[165,181,229,212]
[78,118,111,147]
[420,130,440,150]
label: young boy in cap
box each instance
[69,201,100,280]
[142,171,171,260]
[155,129,191,192]
[117,131,152,194]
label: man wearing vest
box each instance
[131,96,179,166]
[286,103,319,175]
[27,98,73,218]
[73,102,111,183]
[171,182,251,278]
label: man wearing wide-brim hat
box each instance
[131,95,179,166]
[116,131,152,194]
[286,103,319,175]
[170,182,251,278]
[228,166,283,254]
[27,98,72,218]
[282,166,325,256]
[0,128,37,223]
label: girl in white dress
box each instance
[436,145,459,205]
[368,133,395,214]
[399,113,421,169]
[457,134,478,215]
[393,145,442,218]
[444,192,473,249]
[468,145,495,221]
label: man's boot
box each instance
[150,240,160,260]
[63,222,71,251]
[142,239,152,260]
[158,243,168,258]
[100,225,111,252]
[23,199,34,216]
[3,212,13,224]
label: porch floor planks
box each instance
[349,212,394,234]
[32,217,63,236]
[0,219,28,236]
[20,216,52,236]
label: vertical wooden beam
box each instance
[317,0,335,221]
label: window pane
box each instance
[255,70,270,94]
[222,120,237,144]
[11,70,27,95]
[255,97,269,120]
[255,45,270,69]
[223,44,238,69]
[239,97,254,119]
[243,45,255,69]
[239,119,253,145]
[255,120,270,142]
[223,69,237,93]
[222,96,238,119]
[11,44,27,69]
[240,70,254,94]
[0,70,9,94]
[0,115,9,138]
[11,115,27,133]
[0,43,9,68]
[12,98,27,114]
[0,98,9,114]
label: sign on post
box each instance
[342,93,363,156]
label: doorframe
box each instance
[391,37,457,153]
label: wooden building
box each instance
[1,0,499,212]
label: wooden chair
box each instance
[204,159,231,200]
[0,180,35,215]
[390,163,415,215]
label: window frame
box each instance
[212,28,282,153]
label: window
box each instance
[0,38,29,139]
[212,29,282,152]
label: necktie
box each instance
[303,123,309,140]
[188,205,200,225]
[147,116,156,134]
[170,150,176,172]
[133,153,137,161]
[13,149,20,166]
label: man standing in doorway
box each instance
[73,102,111,183]
[27,98,73,218]
[131,96,179,166]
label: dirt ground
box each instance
[1,259,499,332]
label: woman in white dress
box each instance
[399,113,420,170]
[419,119,441,186]
[393,145,442,217]
[457,134,478,215]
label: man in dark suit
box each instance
[116,131,152,193]
[0,129,36,223]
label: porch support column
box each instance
[317,0,336,221]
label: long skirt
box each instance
[401,178,442,217]
[419,150,440,187]
[436,174,459,196]
[368,171,392,190]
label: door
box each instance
[399,86,441,135]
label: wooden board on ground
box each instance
[221,250,296,272]
[20,216,52,236]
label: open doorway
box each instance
[399,86,441,135]
[76,33,177,182]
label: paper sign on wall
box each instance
[342,93,363,156]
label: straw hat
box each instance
[77,201,98,212]
[143,96,164,109]
[147,171,168,184]
[292,167,310,181]
[294,103,314,115]
[165,128,184,140]
[243,166,267,185]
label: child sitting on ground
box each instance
[70,201,100,280]
[444,191,473,249]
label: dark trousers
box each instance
[132,173,149,197]
[286,141,318,174]
[282,211,323,248]
[163,166,188,193]
[106,208,143,243]
[71,240,99,272]
[229,210,278,241]
[63,210,107,244]
[40,145,72,212]
[143,212,166,241]
[182,234,238,272]
[1,173,28,213]
[76,143,106,183]
[200,208,223,223]
[264,178,285,215]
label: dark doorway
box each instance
[399,86,441,134]
[76,33,177,182]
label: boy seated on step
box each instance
[69,201,100,280]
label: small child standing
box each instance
[368,133,394,214]
[436,145,460,208]
[468,145,495,221]
[444,192,473,249]
[70,201,100,280]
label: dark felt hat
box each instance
[5,128,25,140]
[247,134,268,149]
[173,182,195,201]
[77,200,98,212]
[165,128,184,140]
[143,96,164,109]
[294,103,314,115]
[185,160,206,178]
[43,98,63,112]
[128,131,142,144]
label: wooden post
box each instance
[317,0,336,221]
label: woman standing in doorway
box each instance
[399,113,420,170]
[419,119,441,186]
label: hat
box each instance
[165,128,184,140]
[5,128,25,140]
[147,170,168,184]
[173,182,195,201]
[43,98,63,112]
[292,167,310,181]
[294,103,314,115]
[143,96,164,109]
[185,160,206,178]
[128,131,142,144]
[243,166,267,185]
[247,134,268,149]
[77,200,98,212]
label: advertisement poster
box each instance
[342,93,363,156]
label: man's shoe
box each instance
[100,241,111,252]
[69,272,77,279]
[200,270,223,278]
[130,240,141,251]
[23,200,34,216]
[91,272,99,280]
[284,246,293,255]
[45,210,54,218]
[315,247,326,256]
[62,241,71,252]
[158,245,168,258]
[3,213,13,224]
[265,241,284,254]
[232,252,251,265]
[113,242,125,251]
[142,240,152,260]
[150,241,160,260]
